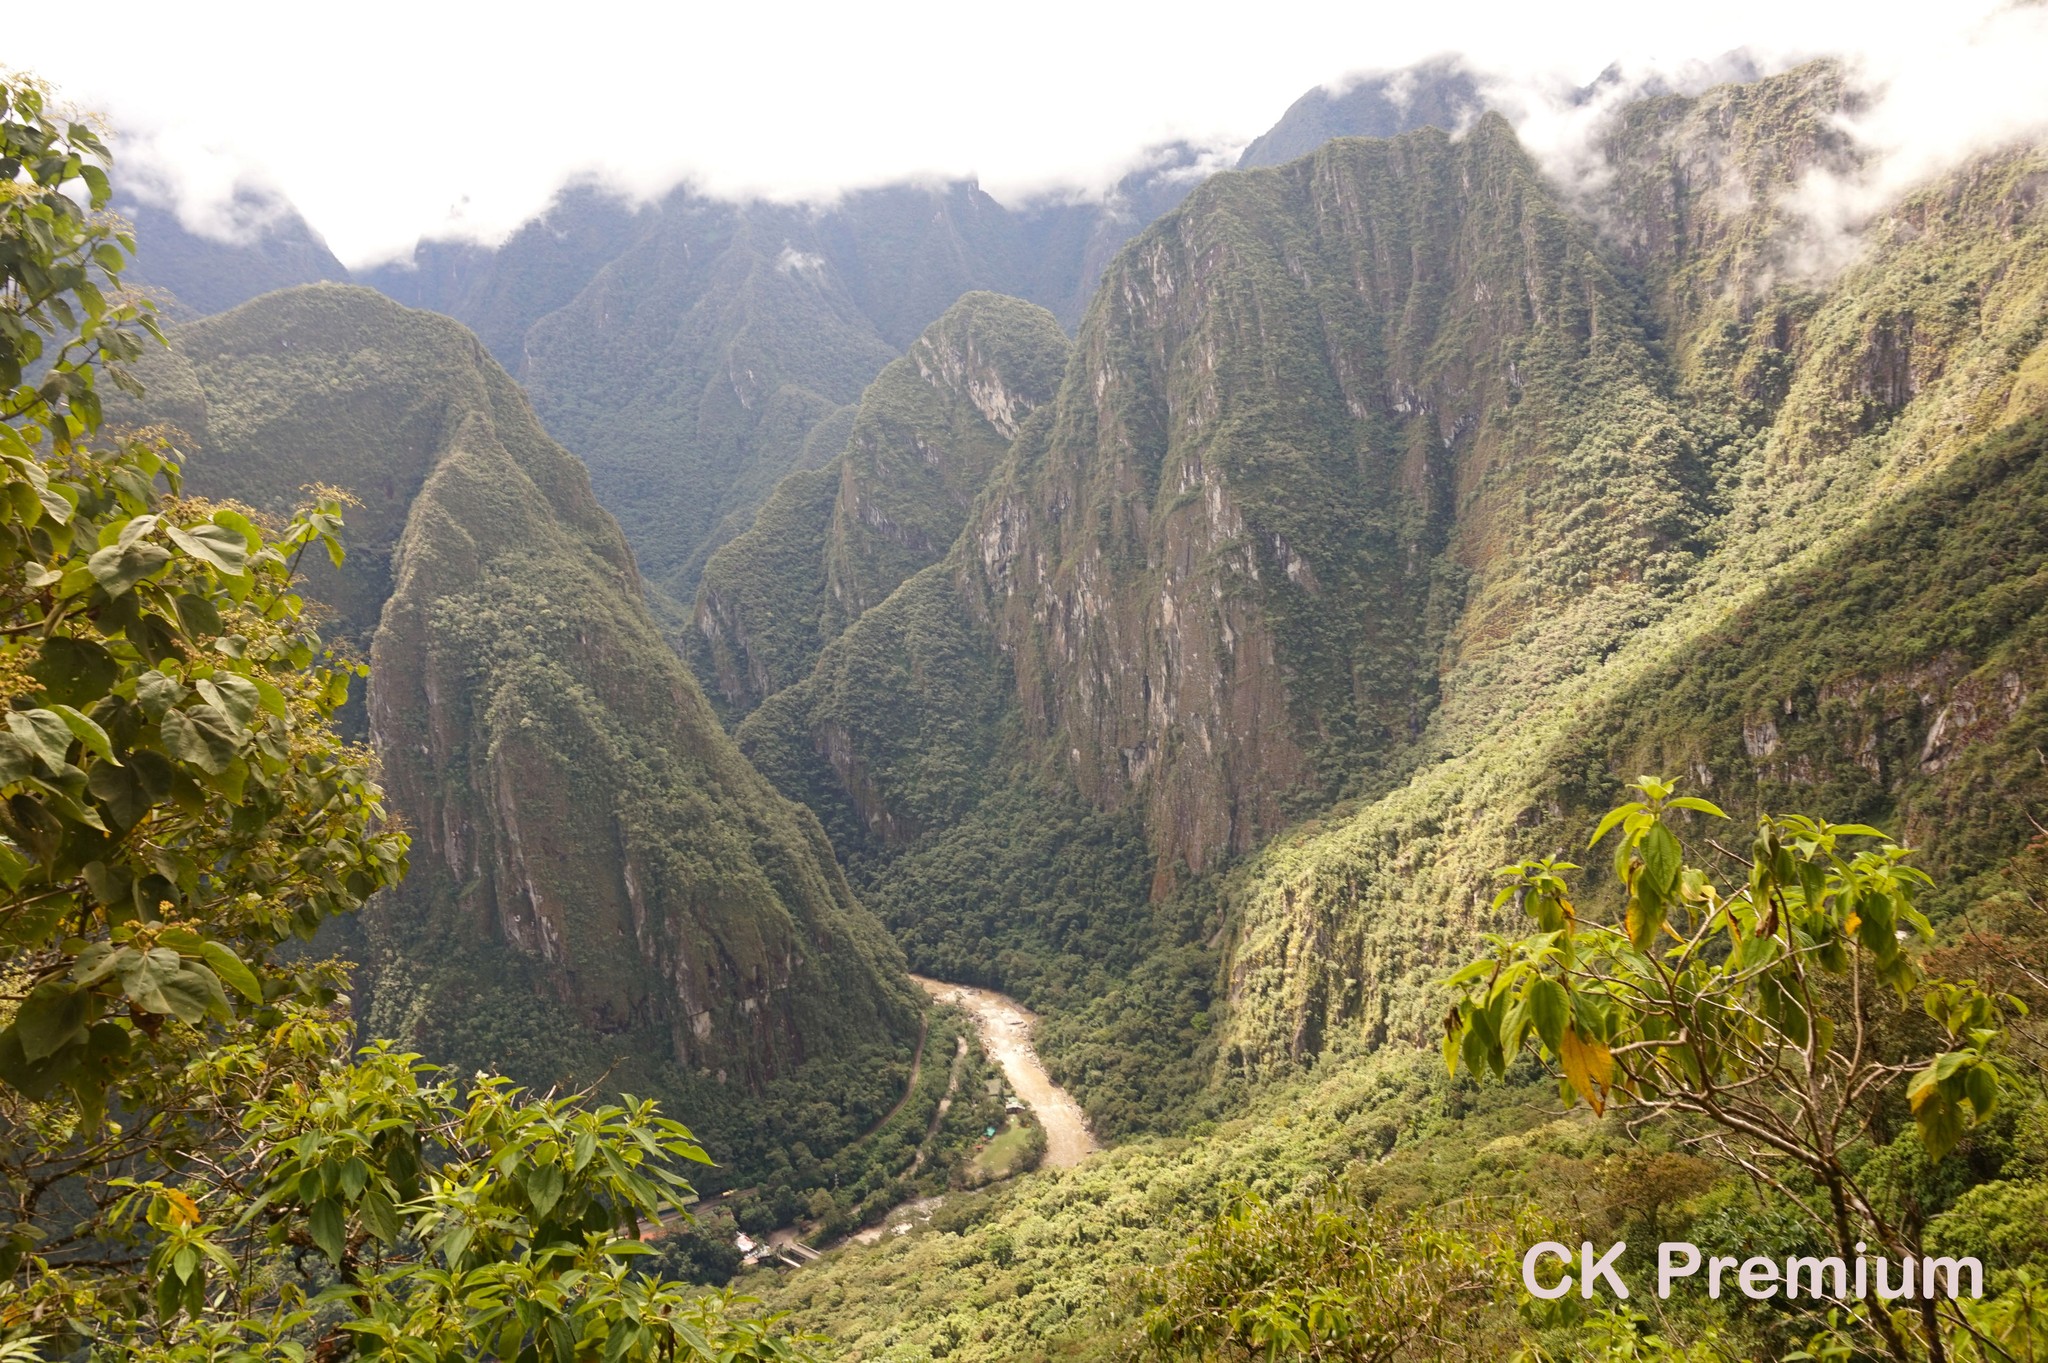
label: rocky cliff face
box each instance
[1216,119,2048,1077]
[131,285,921,1103]
[724,70,2048,1093]
[735,114,1714,895]
[691,292,1068,717]
[958,117,1703,887]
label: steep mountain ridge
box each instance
[125,285,921,1138]
[1219,126,2048,1074]
[742,115,1711,890]
[964,115,1709,886]
[691,292,1069,717]
[727,67,2048,1102]
[120,190,351,317]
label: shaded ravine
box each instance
[911,975,1101,1168]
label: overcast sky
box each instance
[11,0,2048,267]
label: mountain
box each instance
[1220,65,2048,1072]
[1236,56,1487,168]
[356,183,654,372]
[436,125,1462,606]
[723,61,2048,1104]
[111,69,1489,613]
[501,177,1215,603]
[119,189,350,317]
[741,110,1704,889]
[123,284,923,1167]
[691,291,1070,718]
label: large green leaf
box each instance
[165,521,249,576]
[1526,977,1568,1054]
[196,942,262,1004]
[308,1198,345,1263]
[29,637,117,707]
[526,1162,566,1219]
[159,705,240,774]
[49,704,116,766]
[85,538,170,596]
[196,675,260,731]
[12,980,90,1062]
[5,708,74,772]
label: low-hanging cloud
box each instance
[1776,2,2048,277]
[9,0,2047,270]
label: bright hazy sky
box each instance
[11,0,2048,267]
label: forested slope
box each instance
[692,291,1068,718]
[1221,74,2048,1076]
[722,63,2048,1116]
[124,285,923,1170]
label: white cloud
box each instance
[10,0,2046,268]
[775,246,826,276]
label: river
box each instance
[911,975,1100,1168]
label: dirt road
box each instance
[912,975,1100,1168]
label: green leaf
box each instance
[49,705,117,766]
[210,508,261,551]
[117,946,185,1016]
[527,1161,566,1219]
[85,539,171,596]
[1665,796,1729,819]
[173,592,222,638]
[159,706,240,775]
[308,1198,345,1263]
[29,637,118,707]
[358,1187,399,1245]
[1588,804,1639,848]
[196,675,260,730]
[154,961,229,1024]
[0,734,33,785]
[5,709,74,771]
[251,677,288,721]
[165,522,248,576]
[1963,1063,1997,1119]
[1527,977,1568,1054]
[12,980,90,1062]
[134,671,185,719]
[71,942,126,988]
[194,941,261,1004]
[1641,822,1682,898]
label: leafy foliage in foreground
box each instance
[30,1019,817,1362]
[1446,784,2032,1362]
[748,822,2048,1363]
[1139,1194,1546,1362]
[0,71,813,1362]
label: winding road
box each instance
[911,975,1100,1168]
